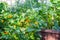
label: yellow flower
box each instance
[20,22,23,26]
[1,20,4,23]
[8,14,13,18]
[26,23,30,26]
[14,25,16,29]
[35,21,39,25]
[20,28,26,31]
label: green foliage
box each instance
[0,0,60,40]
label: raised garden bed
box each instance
[40,30,60,40]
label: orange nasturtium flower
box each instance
[25,19,30,23]
[4,31,9,34]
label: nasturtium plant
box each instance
[0,0,60,40]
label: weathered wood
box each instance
[40,30,60,40]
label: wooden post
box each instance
[40,30,60,40]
